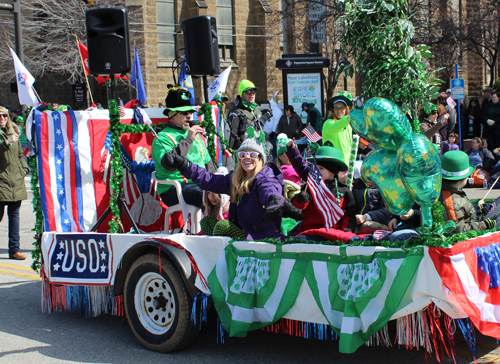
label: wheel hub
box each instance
[135,272,175,335]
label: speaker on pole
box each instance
[181,16,220,76]
[85,8,131,75]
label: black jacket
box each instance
[352,180,391,225]
[226,96,262,150]
[465,147,496,172]
[277,112,303,139]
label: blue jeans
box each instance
[388,229,420,243]
[160,183,204,209]
[0,201,22,255]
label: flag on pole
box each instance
[179,59,195,105]
[131,46,147,105]
[118,99,126,118]
[301,124,322,143]
[10,48,38,106]
[307,161,344,229]
[208,65,232,102]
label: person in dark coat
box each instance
[352,177,392,233]
[481,87,493,136]
[161,136,285,241]
[277,105,303,139]
[484,92,500,150]
[465,137,495,173]
[286,142,356,233]
[0,106,29,260]
[464,97,481,139]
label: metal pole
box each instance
[12,0,23,64]
[202,75,208,103]
[456,63,462,150]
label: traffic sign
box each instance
[450,78,465,99]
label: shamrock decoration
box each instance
[350,97,441,227]
[181,93,189,101]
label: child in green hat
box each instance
[286,140,357,233]
[439,150,499,234]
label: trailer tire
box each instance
[124,254,198,352]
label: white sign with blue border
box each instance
[451,79,465,99]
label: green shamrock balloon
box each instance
[361,149,413,216]
[349,98,411,151]
[349,97,441,227]
[398,133,442,228]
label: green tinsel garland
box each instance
[199,102,230,166]
[29,156,44,271]
[108,100,124,233]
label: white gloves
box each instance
[487,119,496,126]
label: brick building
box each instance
[0,0,496,111]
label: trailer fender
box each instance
[112,239,198,298]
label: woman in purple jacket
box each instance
[161,137,285,241]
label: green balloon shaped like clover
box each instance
[350,98,441,227]
[361,149,414,216]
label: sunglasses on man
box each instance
[179,111,194,116]
[244,89,256,95]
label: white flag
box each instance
[208,65,232,102]
[10,48,38,106]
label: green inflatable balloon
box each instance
[398,133,442,228]
[361,149,414,216]
[349,98,411,151]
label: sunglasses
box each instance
[179,111,194,115]
[244,89,256,95]
[237,151,260,160]
[0,114,8,118]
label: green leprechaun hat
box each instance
[327,91,353,110]
[314,145,348,172]
[441,150,475,181]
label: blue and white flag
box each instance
[179,60,195,105]
[10,48,38,106]
[131,46,147,105]
[208,65,232,102]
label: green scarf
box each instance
[242,101,257,111]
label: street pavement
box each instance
[0,176,499,363]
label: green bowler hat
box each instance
[314,146,348,171]
[441,150,475,180]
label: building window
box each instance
[217,0,234,60]
[157,0,175,61]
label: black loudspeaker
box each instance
[181,16,220,76]
[85,8,130,75]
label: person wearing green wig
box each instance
[225,79,273,170]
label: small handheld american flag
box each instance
[307,161,344,229]
[301,124,322,143]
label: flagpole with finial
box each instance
[74,35,95,107]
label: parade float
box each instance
[25,0,500,362]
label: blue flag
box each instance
[179,60,195,105]
[131,46,147,105]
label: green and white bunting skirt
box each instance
[208,244,424,354]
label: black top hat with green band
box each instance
[441,150,475,181]
[163,87,196,116]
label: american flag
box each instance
[307,161,344,229]
[301,124,322,143]
[118,99,126,118]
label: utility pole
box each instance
[0,0,23,63]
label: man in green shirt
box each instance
[152,87,215,209]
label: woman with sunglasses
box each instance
[161,137,286,240]
[0,106,29,260]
